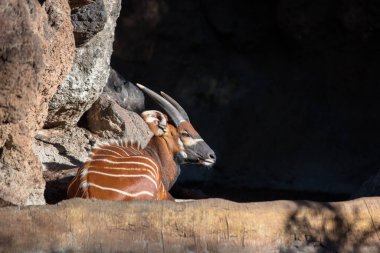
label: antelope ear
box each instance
[141,110,168,136]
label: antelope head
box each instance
[137,84,216,167]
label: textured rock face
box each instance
[34,128,97,171]
[34,78,150,204]
[0,0,74,205]
[45,0,122,128]
[70,0,107,47]
[33,127,100,203]
[0,198,379,252]
[103,68,145,112]
[87,95,152,141]
[34,104,151,204]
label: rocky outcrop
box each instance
[33,127,99,203]
[103,68,145,112]
[45,0,122,128]
[86,95,152,141]
[34,128,97,171]
[0,197,378,252]
[0,0,75,205]
[85,68,149,140]
[33,99,151,204]
[34,95,151,204]
[70,0,107,47]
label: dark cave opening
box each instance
[110,0,380,202]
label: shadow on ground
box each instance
[279,200,380,253]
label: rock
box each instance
[43,169,77,205]
[0,197,378,252]
[68,0,96,9]
[103,68,145,112]
[70,0,107,47]
[33,120,151,204]
[33,128,98,171]
[33,127,100,204]
[45,0,121,128]
[86,95,152,142]
[0,0,74,205]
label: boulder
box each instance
[33,116,151,204]
[33,128,98,171]
[86,95,152,141]
[103,68,145,112]
[45,0,122,128]
[0,197,378,252]
[33,127,100,204]
[70,0,107,47]
[0,0,74,205]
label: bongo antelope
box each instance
[67,84,216,201]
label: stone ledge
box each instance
[0,198,379,252]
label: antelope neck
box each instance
[145,136,180,190]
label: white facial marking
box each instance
[184,138,204,147]
[177,138,187,159]
[202,159,215,166]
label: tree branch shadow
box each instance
[280,200,380,253]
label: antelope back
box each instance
[67,142,168,200]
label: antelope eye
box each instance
[180,131,191,137]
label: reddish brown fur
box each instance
[178,121,200,137]
[67,111,184,201]
[67,109,214,202]
[67,143,173,200]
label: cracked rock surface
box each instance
[0,0,75,205]
[45,0,121,128]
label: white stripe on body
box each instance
[110,145,130,156]
[89,158,159,178]
[127,148,140,155]
[129,145,143,155]
[86,182,154,197]
[96,145,143,157]
[78,180,88,198]
[86,170,158,189]
[87,166,157,181]
[89,154,158,171]
[94,147,124,157]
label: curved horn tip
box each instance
[136,83,145,89]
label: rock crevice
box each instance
[0,0,75,205]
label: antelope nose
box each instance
[208,152,216,161]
